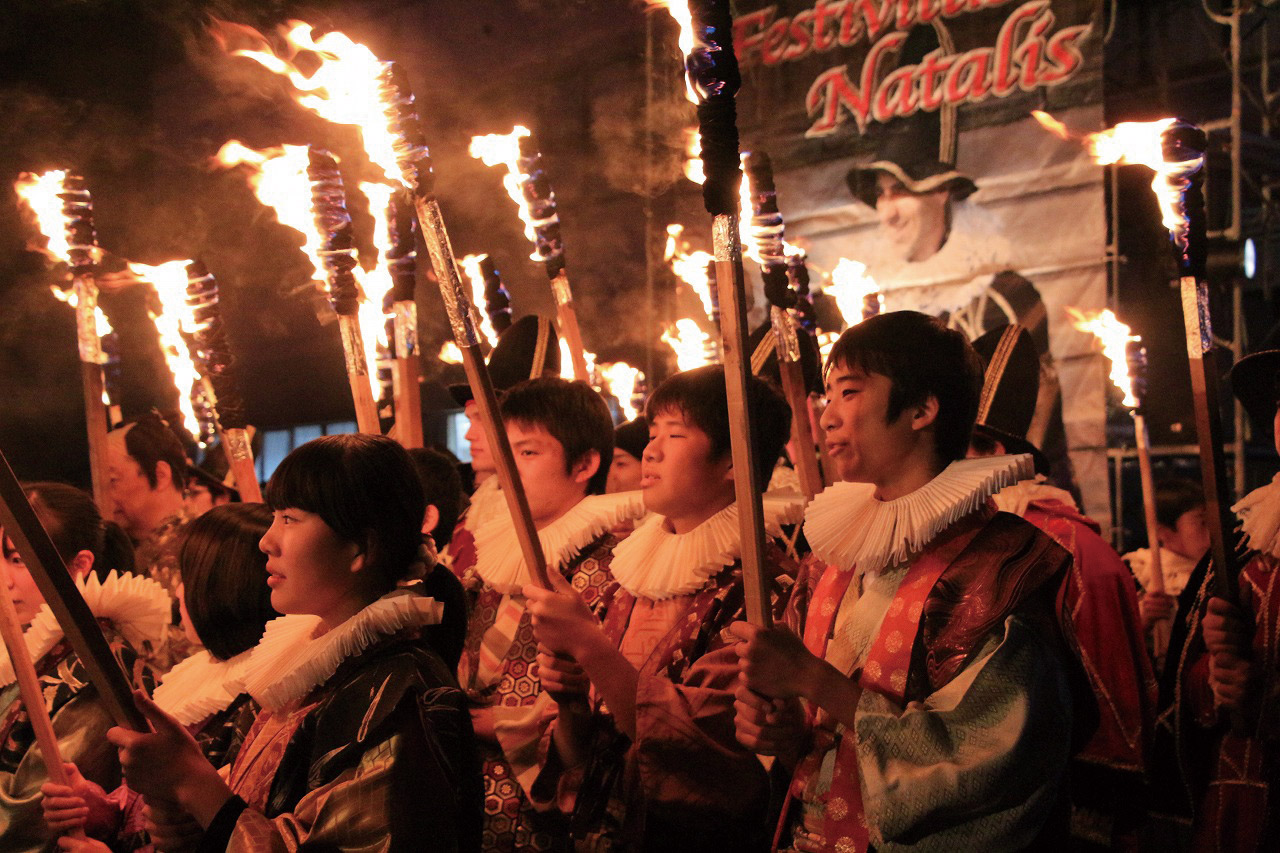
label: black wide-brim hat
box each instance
[846,157,978,209]
[185,463,241,502]
[972,323,1050,475]
[449,314,561,406]
[1228,321,1280,429]
[747,319,822,396]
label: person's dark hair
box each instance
[121,413,189,492]
[407,448,465,547]
[264,434,425,592]
[826,311,982,465]
[20,482,135,581]
[179,504,277,661]
[646,365,791,484]
[500,377,615,495]
[1156,478,1207,529]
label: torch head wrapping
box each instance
[480,255,513,336]
[184,259,248,431]
[1125,339,1149,414]
[688,0,742,218]
[387,190,419,304]
[378,63,436,200]
[59,174,97,275]
[1159,120,1208,280]
[306,148,361,318]
[514,135,566,275]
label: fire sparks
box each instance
[227,21,400,183]
[468,127,555,262]
[826,259,881,327]
[598,361,644,421]
[665,225,716,322]
[129,260,204,438]
[459,254,500,347]
[683,128,704,184]
[662,318,712,371]
[1068,307,1140,408]
[1032,111,1193,241]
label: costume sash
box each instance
[471,593,527,691]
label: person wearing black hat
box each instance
[607,418,647,495]
[184,463,240,518]
[446,315,562,575]
[968,324,1155,850]
[1151,324,1280,850]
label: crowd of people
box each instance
[0,309,1275,852]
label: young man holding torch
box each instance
[733,312,1076,852]
[967,323,1155,850]
[454,377,643,851]
[523,365,797,851]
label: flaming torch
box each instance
[469,127,590,381]
[744,150,822,502]
[664,225,719,364]
[385,190,423,448]
[379,63,550,589]
[184,261,263,502]
[655,0,770,625]
[459,254,507,349]
[1034,111,1241,605]
[1070,308,1169,653]
[306,148,381,435]
[14,172,111,511]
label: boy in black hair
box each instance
[732,312,1077,851]
[455,377,643,851]
[525,365,801,850]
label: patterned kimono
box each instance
[0,572,167,853]
[778,457,1076,853]
[133,513,195,673]
[554,504,798,852]
[203,591,482,852]
[996,481,1157,849]
[455,492,642,852]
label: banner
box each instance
[735,0,1112,526]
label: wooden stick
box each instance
[78,352,111,515]
[770,310,822,503]
[714,214,772,628]
[221,427,263,504]
[0,564,86,840]
[0,448,146,731]
[337,316,381,436]
[392,301,424,449]
[550,272,590,382]
[1133,411,1169,659]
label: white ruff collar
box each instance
[609,492,805,601]
[1234,473,1280,559]
[463,477,505,533]
[154,647,254,726]
[992,476,1078,518]
[0,570,171,687]
[243,590,443,712]
[804,455,1033,576]
[472,491,646,594]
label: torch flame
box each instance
[438,341,463,364]
[459,254,500,347]
[559,339,599,382]
[598,361,644,421]
[14,171,72,261]
[683,128,704,184]
[826,259,881,327]
[1032,111,1193,240]
[468,126,560,262]
[358,180,397,378]
[1068,307,1140,408]
[665,225,716,322]
[662,318,712,371]
[129,260,205,439]
[648,1,699,103]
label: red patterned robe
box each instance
[778,507,1076,852]
[1011,494,1156,849]
[455,533,620,852]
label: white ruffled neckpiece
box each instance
[804,455,1033,577]
[243,590,443,712]
[0,570,171,688]
[610,492,806,601]
[154,646,254,726]
[992,476,1078,518]
[1234,473,1280,559]
[472,491,647,594]
[463,476,506,533]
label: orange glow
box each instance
[683,128,704,184]
[1032,111,1193,241]
[599,361,644,421]
[826,259,881,327]
[648,1,698,103]
[468,126,557,263]
[14,171,72,261]
[459,254,500,347]
[662,318,712,371]
[358,180,396,376]
[130,260,204,438]
[665,224,716,322]
[817,330,840,362]
[48,285,112,338]
[438,341,463,364]
[1068,307,1140,408]
[558,338,598,382]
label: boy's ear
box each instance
[154,460,173,490]
[910,394,940,432]
[571,450,601,485]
